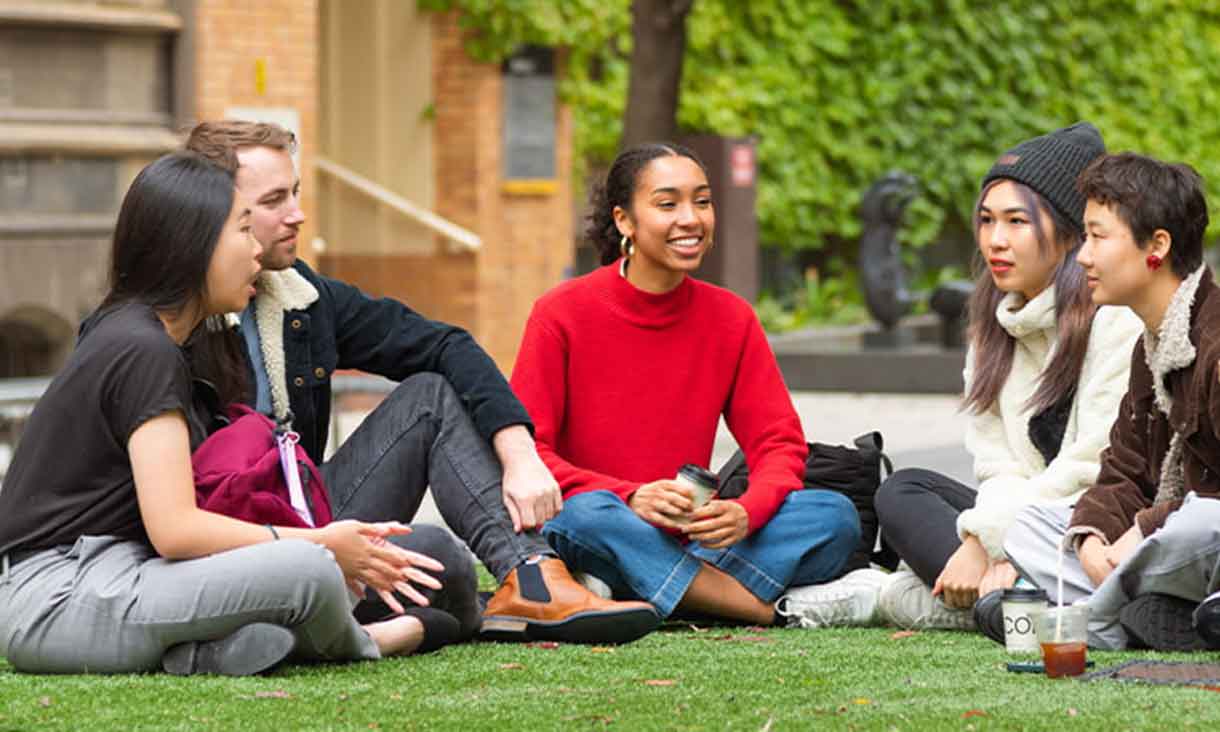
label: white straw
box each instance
[1055,543,1065,642]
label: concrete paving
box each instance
[793,391,971,483]
[333,390,975,527]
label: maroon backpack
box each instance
[192,404,333,528]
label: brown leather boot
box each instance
[481,558,659,644]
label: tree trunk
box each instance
[619,0,694,150]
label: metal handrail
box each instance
[313,157,482,252]
[0,375,397,406]
[0,378,51,408]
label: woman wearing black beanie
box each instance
[857,124,1144,634]
[873,118,1146,629]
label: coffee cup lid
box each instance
[1001,587,1048,601]
[678,464,718,488]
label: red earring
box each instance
[1146,254,1164,271]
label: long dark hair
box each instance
[100,152,250,405]
[963,179,1096,415]
[586,142,709,265]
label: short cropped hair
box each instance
[184,120,297,174]
[1077,152,1209,278]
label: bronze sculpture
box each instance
[858,171,918,330]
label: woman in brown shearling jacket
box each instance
[1003,151,1220,652]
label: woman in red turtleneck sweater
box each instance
[510,143,859,626]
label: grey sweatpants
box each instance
[1004,492,1220,650]
[0,535,379,673]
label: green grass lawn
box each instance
[2,622,1217,731]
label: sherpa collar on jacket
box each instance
[1068,267,1220,543]
[995,285,1057,341]
[1144,264,1206,417]
[1144,264,1206,507]
[253,267,319,424]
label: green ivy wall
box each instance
[423,0,1220,257]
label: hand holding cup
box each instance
[628,480,695,530]
[628,464,719,530]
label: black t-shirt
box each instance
[0,303,200,556]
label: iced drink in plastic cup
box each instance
[1036,605,1089,677]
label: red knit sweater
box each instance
[510,262,807,534]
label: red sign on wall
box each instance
[730,144,755,188]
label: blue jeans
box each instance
[542,490,860,617]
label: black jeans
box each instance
[874,468,976,587]
[321,373,554,637]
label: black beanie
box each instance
[981,122,1106,234]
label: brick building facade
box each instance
[317,6,573,372]
[191,0,321,259]
[0,0,572,376]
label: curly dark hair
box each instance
[585,142,708,265]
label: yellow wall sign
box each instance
[501,179,558,196]
[254,58,267,96]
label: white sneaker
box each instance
[775,568,888,628]
[571,571,613,600]
[877,569,975,630]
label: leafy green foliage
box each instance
[426,0,1220,330]
[424,0,1220,259]
[757,264,869,331]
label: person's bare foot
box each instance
[364,615,424,656]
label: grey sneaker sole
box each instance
[1120,594,1207,652]
[163,623,295,676]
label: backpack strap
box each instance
[852,431,900,570]
[716,448,748,485]
[723,433,892,481]
[853,431,893,477]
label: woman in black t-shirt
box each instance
[0,153,454,675]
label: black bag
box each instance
[715,432,897,574]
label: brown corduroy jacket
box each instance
[1070,270,1220,542]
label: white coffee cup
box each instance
[1001,586,1049,654]
[672,464,719,524]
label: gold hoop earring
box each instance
[620,234,635,259]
